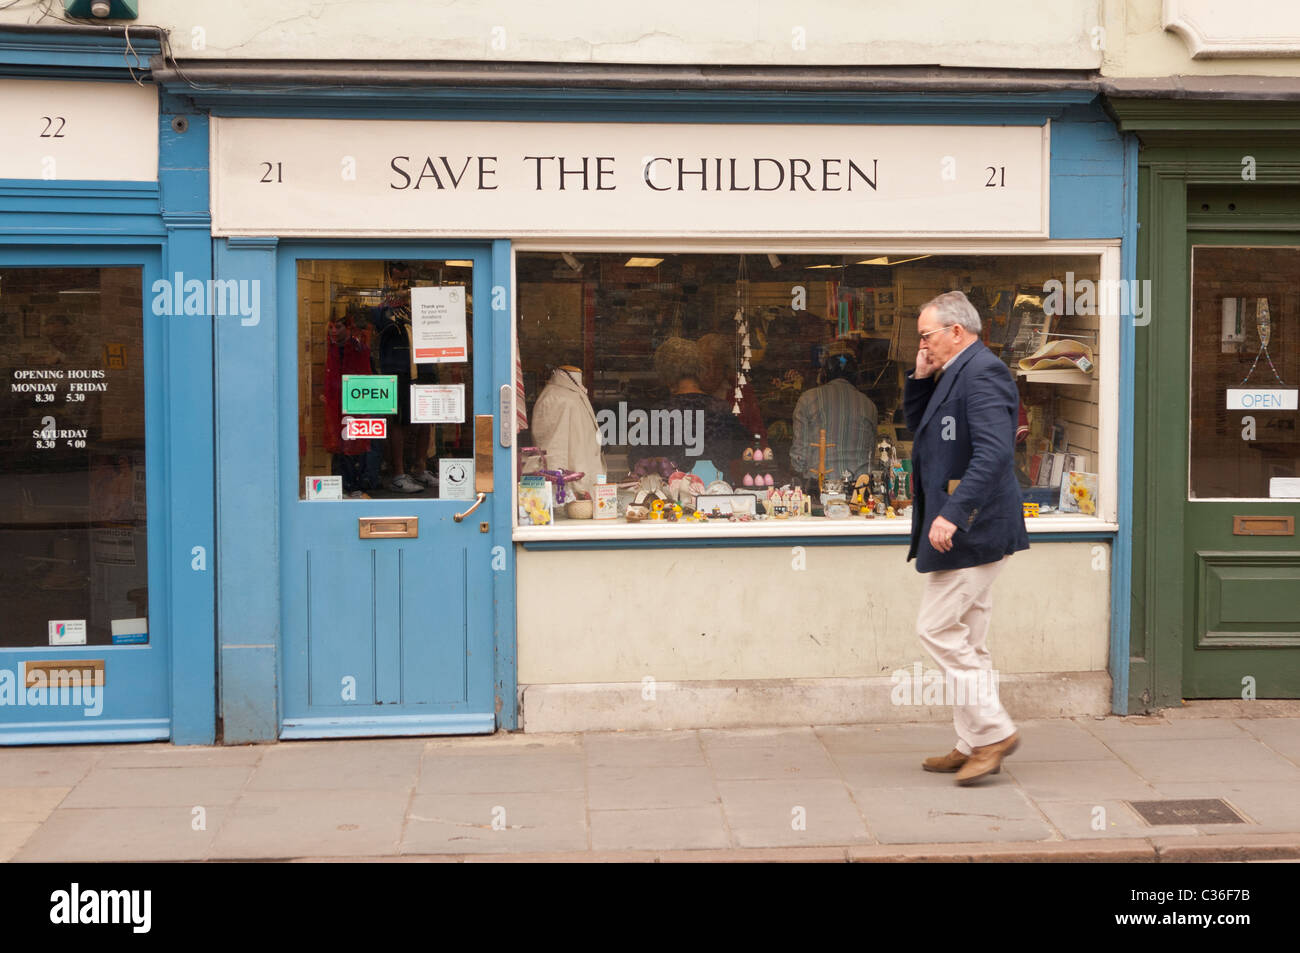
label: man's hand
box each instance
[915,345,937,380]
[929,514,958,553]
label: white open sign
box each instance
[1226,389,1298,410]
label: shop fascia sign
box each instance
[0,79,158,181]
[211,118,1049,238]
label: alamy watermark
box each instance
[0,667,103,717]
[1042,271,1151,326]
[890,662,1001,711]
[151,272,260,326]
[596,402,706,457]
[50,883,150,933]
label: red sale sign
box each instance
[345,417,387,440]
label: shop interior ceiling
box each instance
[516,252,937,287]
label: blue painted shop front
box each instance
[0,30,215,745]
[189,78,1136,742]
[0,34,1137,745]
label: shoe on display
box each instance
[346,490,370,499]
[412,469,437,487]
[385,474,424,494]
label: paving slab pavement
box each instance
[3,702,1300,862]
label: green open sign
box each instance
[341,375,398,415]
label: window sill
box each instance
[512,515,1117,543]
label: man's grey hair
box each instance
[921,290,981,335]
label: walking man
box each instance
[904,291,1029,784]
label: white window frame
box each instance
[510,238,1120,541]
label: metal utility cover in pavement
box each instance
[1126,798,1246,826]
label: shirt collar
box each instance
[942,337,977,370]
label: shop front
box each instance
[0,29,215,744]
[196,78,1133,740]
[1109,99,1300,708]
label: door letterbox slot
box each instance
[1232,515,1294,536]
[26,659,105,688]
[358,517,419,539]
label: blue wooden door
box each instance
[0,248,172,743]
[277,245,498,738]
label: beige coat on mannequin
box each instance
[531,368,606,499]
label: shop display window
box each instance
[515,251,1107,531]
[296,259,474,500]
[0,267,149,647]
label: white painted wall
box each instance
[1103,0,1300,77]
[1,1,1102,68]
[517,541,1110,684]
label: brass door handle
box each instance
[454,493,487,522]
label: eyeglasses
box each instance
[918,324,956,340]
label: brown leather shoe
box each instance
[922,748,969,773]
[954,732,1020,785]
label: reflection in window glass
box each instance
[0,268,148,648]
[1191,247,1299,499]
[516,252,1102,526]
[297,260,473,500]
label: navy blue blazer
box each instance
[903,339,1030,573]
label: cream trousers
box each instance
[915,555,1016,754]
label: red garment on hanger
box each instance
[324,336,373,454]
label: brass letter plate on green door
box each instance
[1233,516,1294,536]
[358,516,418,539]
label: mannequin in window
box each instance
[791,347,879,485]
[371,261,434,494]
[531,362,605,499]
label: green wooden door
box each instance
[1182,235,1300,697]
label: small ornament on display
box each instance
[517,446,547,478]
[1240,297,1285,385]
[537,468,585,505]
[809,428,836,490]
[667,470,705,503]
[825,498,851,519]
[630,457,677,482]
